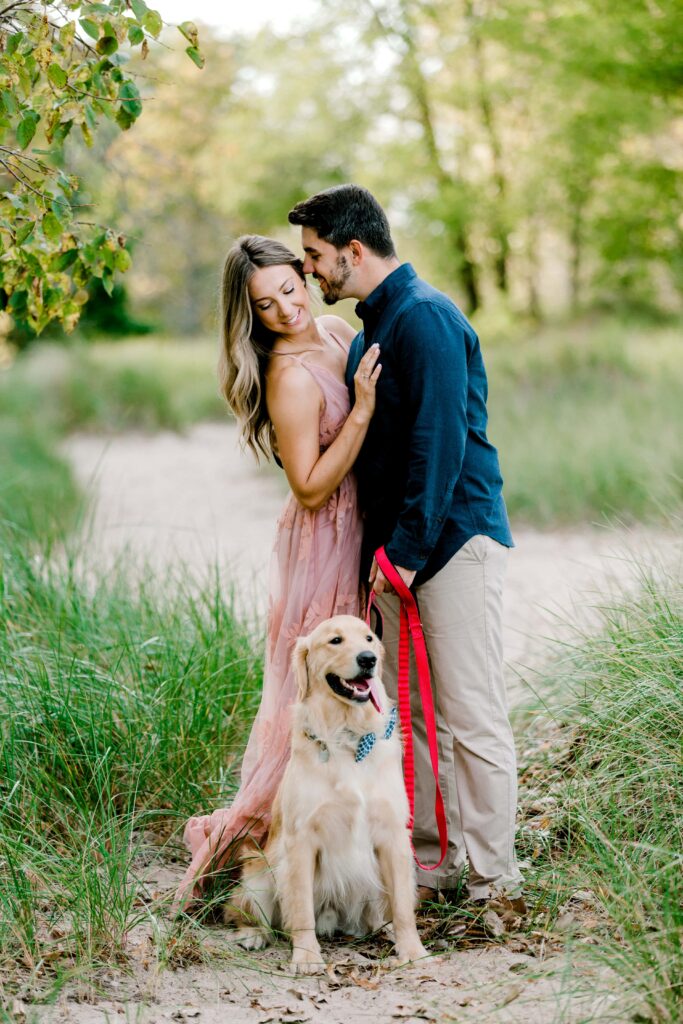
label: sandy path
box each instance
[63,421,678,702]
[50,423,678,1024]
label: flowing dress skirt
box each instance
[174,363,361,908]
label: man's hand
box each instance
[369,558,417,595]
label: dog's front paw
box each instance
[392,941,429,966]
[231,927,269,951]
[290,946,326,975]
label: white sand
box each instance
[63,421,679,702]
[45,422,678,1024]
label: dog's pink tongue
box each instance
[368,677,383,715]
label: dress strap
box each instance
[326,329,350,354]
[269,350,330,406]
[270,350,305,365]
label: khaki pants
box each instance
[377,535,523,899]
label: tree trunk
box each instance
[570,193,585,314]
[526,218,542,322]
[367,0,481,311]
[466,0,509,294]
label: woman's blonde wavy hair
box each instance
[218,235,306,461]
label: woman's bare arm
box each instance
[267,346,381,511]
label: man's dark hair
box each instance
[288,184,396,258]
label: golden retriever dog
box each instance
[224,615,428,974]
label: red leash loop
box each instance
[366,547,448,872]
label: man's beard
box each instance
[320,254,352,305]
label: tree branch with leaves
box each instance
[0,0,202,334]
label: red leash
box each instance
[366,547,448,871]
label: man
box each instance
[288,185,525,914]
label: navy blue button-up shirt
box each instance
[346,263,513,586]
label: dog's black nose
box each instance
[356,650,377,672]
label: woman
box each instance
[174,236,380,909]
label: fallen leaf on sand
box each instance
[7,1000,27,1022]
[324,963,380,989]
[553,912,578,932]
[507,937,532,954]
[259,1016,311,1024]
[500,984,523,1006]
[392,1006,434,1021]
[483,909,505,938]
[508,961,529,973]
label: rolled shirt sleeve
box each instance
[384,302,470,571]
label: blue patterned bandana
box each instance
[355,705,398,763]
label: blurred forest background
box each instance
[4,0,682,342]
[1,7,682,1016]
[2,0,682,528]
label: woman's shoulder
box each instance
[316,314,357,346]
[265,356,320,402]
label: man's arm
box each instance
[377,302,470,585]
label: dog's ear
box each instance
[292,637,310,702]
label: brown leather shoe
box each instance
[470,893,528,935]
[416,884,441,906]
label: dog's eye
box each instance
[366,635,373,642]
[328,636,343,645]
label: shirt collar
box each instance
[355,263,417,323]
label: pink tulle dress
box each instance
[174,331,362,909]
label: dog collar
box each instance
[303,729,330,762]
[303,705,398,764]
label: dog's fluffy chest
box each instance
[282,708,408,834]
[273,710,407,936]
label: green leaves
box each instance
[41,212,63,243]
[16,111,40,149]
[178,21,204,67]
[15,222,35,245]
[95,20,119,55]
[185,46,205,69]
[116,80,142,129]
[1,90,18,116]
[6,32,25,56]
[1,0,202,336]
[47,64,68,89]
[178,22,199,47]
[79,19,100,41]
[51,248,80,271]
[130,0,149,19]
[96,35,119,56]
[113,248,132,272]
[142,11,163,38]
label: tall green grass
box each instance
[1,318,681,1012]
[1,338,224,436]
[3,317,681,525]
[0,419,81,545]
[0,530,262,980]
[488,321,683,525]
[0,337,263,987]
[521,568,683,1022]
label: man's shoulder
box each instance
[394,277,476,338]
